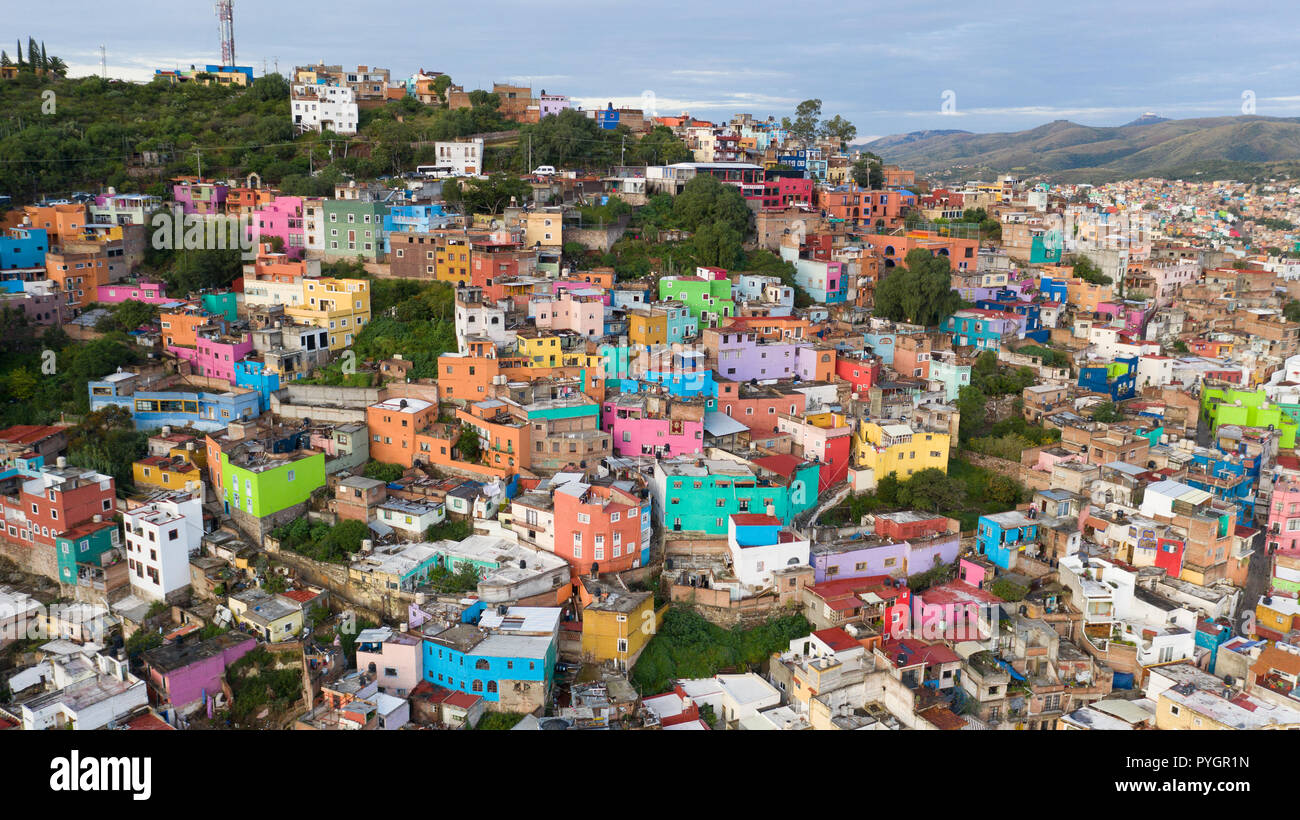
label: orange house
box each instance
[893,334,933,380]
[366,397,441,467]
[161,307,221,349]
[23,203,89,243]
[225,188,276,215]
[46,248,110,312]
[564,268,616,290]
[861,231,979,273]
[457,402,530,474]
[438,340,503,403]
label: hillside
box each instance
[862,115,1300,183]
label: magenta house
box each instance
[602,397,705,457]
[170,331,254,383]
[249,196,306,258]
[172,180,230,216]
[98,279,173,305]
[141,633,257,714]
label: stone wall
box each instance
[0,540,57,582]
[959,450,1022,481]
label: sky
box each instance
[11,0,1300,141]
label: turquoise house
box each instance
[652,454,820,535]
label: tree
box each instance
[1091,402,1124,423]
[786,99,823,144]
[445,173,531,215]
[630,126,691,165]
[956,385,988,443]
[986,475,1023,507]
[851,153,884,189]
[1284,300,1300,323]
[362,461,406,482]
[1070,255,1112,285]
[456,427,482,462]
[820,114,857,149]
[673,173,751,239]
[873,249,961,327]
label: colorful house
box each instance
[1078,357,1137,402]
[852,421,950,489]
[652,454,820,535]
[658,267,736,328]
[54,519,120,587]
[976,510,1040,570]
[1202,387,1300,449]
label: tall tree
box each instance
[820,114,857,149]
[872,248,961,327]
[15,39,22,67]
[785,98,823,144]
[28,38,40,71]
[852,153,884,189]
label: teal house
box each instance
[652,453,820,535]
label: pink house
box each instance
[602,397,705,457]
[141,633,257,713]
[170,331,253,383]
[1267,477,1300,555]
[531,288,605,337]
[1096,302,1148,336]
[98,279,173,305]
[355,627,424,697]
[248,196,306,258]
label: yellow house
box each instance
[1255,595,1300,639]
[1156,686,1300,730]
[133,444,206,492]
[581,588,659,667]
[628,310,668,347]
[853,421,950,486]
[524,209,563,248]
[228,589,304,643]
[518,333,564,368]
[284,277,371,351]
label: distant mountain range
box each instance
[860,115,1300,183]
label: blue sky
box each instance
[12,0,1300,139]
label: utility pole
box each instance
[195,148,202,179]
[99,45,106,78]
[620,134,626,167]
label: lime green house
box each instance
[658,267,735,328]
[219,449,326,539]
[1201,387,1300,448]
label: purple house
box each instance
[141,633,257,714]
[172,180,230,216]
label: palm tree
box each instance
[47,56,67,78]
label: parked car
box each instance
[532,166,557,176]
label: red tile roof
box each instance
[751,454,806,476]
[731,513,783,526]
[812,627,860,653]
[124,712,175,730]
[280,589,319,604]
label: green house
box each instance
[652,455,820,535]
[55,520,120,586]
[200,291,239,322]
[323,200,388,262]
[658,270,735,328]
[1201,387,1300,449]
[220,450,326,519]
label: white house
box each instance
[123,491,204,602]
[432,139,484,176]
[291,83,359,135]
[726,514,810,596]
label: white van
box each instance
[532,166,557,176]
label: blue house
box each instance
[975,296,1049,343]
[977,510,1040,570]
[1078,356,1137,402]
[421,606,559,703]
[88,372,261,432]
[234,359,281,414]
[1,227,49,271]
[594,103,620,130]
[1038,276,1069,305]
[1194,620,1235,674]
[383,204,451,251]
[1184,449,1255,522]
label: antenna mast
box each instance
[215,1,236,66]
